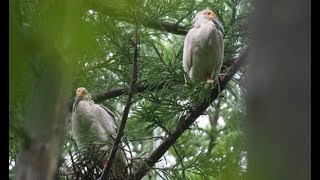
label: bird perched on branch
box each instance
[183,9,224,86]
[71,87,127,178]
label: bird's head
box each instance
[73,87,89,112]
[195,9,225,34]
[76,87,88,98]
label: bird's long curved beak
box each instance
[72,96,81,112]
[213,18,225,34]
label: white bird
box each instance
[71,87,127,178]
[183,9,224,85]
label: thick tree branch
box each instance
[128,47,249,179]
[100,26,139,180]
[67,56,236,112]
[67,59,240,112]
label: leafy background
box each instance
[10,0,251,179]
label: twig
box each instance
[68,150,79,180]
[175,8,195,26]
[127,136,164,142]
[172,144,185,178]
[128,47,249,179]
[175,1,205,26]
[207,98,221,154]
[100,26,139,180]
[121,136,133,175]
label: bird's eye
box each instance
[208,12,211,15]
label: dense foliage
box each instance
[10,0,251,179]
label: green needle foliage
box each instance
[10,0,251,179]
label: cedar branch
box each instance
[127,47,249,179]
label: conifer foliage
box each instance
[10,0,251,179]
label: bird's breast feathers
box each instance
[74,101,115,125]
[183,20,223,81]
[191,24,219,45]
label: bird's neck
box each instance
[194,19,214,28]
[83,95,94,103]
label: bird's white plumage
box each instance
[183,9,224,82]
[72,100,116,150]
[71,88,127,177]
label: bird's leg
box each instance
[184,74,198,91]
[206,73,214,84]
[205,74,214,89]
[184,74,188,84]
[206,79,214,85]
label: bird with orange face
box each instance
[183,9,224,86]
[71,87,127,178]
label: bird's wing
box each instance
[183,30,194,74]
[89,104,118,140]
[212,31,224,79]
[99,105,117,125]
[100,105,115,119]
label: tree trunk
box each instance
[10,1,74,179]
[14,53,73,180]
[248,0,310,179]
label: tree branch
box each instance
[87,1,188,36]
[100,26,139,180]
[68,150,79,180]
[68,82,169,112]
[144,21,188,35]
[68,61,241,113]
[207,98,221,154]
[127,47,249,179]
[93,82,167,103]
[67,57,235,113]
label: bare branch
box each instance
[127,47,249,179]
[100,26,139,180]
